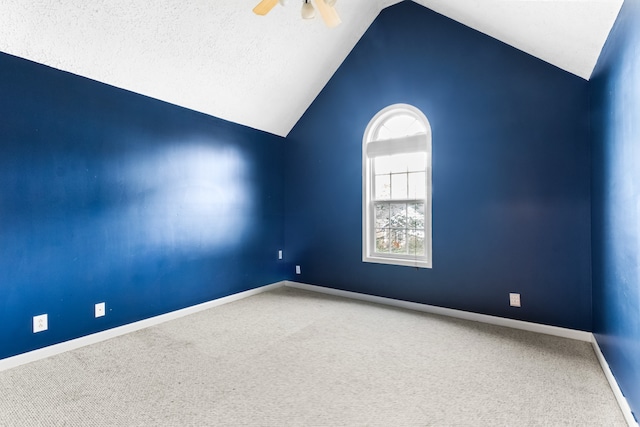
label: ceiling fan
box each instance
[253,0,341,28]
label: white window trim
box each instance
[362,104,433,269]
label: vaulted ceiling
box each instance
[0,0,623,137]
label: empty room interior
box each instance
[1,0,639,425]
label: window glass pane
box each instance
[390,203,407,228]
[384,153,427,175]
[375,203,390,228]
[384,114,416,136]
[391,229,407,254]
[408,203,425,229]
[405,120,426,136]
[408,230,425,256]
[376,229,390,253]
[391,174,408,199]
[408,172,426,198]
[406,153,427,172]
[388,153,426,174]
[389,153,410,173]
[376,126,391,141]
[374,155,392,174]
[374,175,390,200]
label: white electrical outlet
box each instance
[278,250,283,260]
[295,265,301,274]
[509,293,521,307]
[95,302,106,318]
[33,314,48,333]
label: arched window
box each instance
[362,104,432,268]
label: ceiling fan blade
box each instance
[253,0,279,16]
[315,0,341,28]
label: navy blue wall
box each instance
[591,0,640,419]
[0,52,285,360]
[285,2,591,330]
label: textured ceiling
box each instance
[0,0,623,137]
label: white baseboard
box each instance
[0,281,286,373]
[285,281,592,341]
[591,336,638,427]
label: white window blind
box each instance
[365,133,428,158]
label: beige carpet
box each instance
[0,286,626,426]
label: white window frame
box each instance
[362,104,432,268]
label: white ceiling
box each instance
[0,0,623,137]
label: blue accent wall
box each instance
[0,52,285,360]
[285,2,591,330]
[591,0,640,418]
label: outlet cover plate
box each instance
[33,314,48,333]
[509,293,521,307]
[95,302,106,318]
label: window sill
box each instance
[362,255,431,269]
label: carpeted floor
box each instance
[0,286,627,426]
